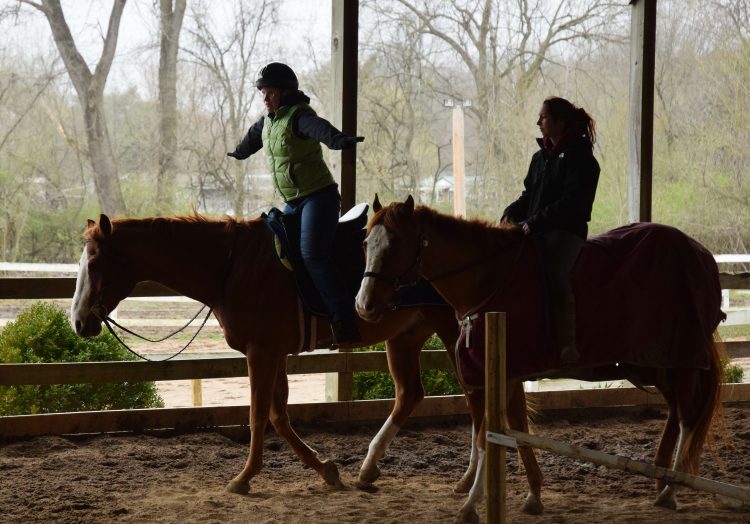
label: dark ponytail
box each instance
[543,96,597,145]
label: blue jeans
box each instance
[284,185,352,320]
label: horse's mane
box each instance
[371,203,524,252]
[84,213,263,241]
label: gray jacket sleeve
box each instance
[229,117,265,159]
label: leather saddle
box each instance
[261,202,446,319]
[261,202,369,316]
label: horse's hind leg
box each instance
[506,381,544,515]
[653,381,688,510]
[357,329,429,487]
[653,386,680,497]
[226,350,282,495]
[268,360,344,489]
[655,367,718,510]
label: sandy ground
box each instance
[157,373,327,407]
[2,298,750,521]
[1,407,749,523]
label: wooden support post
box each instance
[326,1,359,402]
[331,0,359,214]
[627,0,656,222]
[485,312,507,524]
[191,378,203,407]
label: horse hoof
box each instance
[522,492,544,515]
[358,464,381,485]
[355,480,379,493]
[654,487,677,510]
[321,460,345,489]
[452,474,474,494]
[225,478,250,495]
[455,507,479,523]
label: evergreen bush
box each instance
[351,335,463,400]
[721,357,745,384]
[0,302,164,415]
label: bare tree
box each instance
[356,22,446,203]
[0,66,57,154]
[363,0,626,212]
[714,0,749,44]
[181,0,279,217]
[156,0,186,215]
[18,0,128,216]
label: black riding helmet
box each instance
[255,62,299,91]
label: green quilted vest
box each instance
[262,103,335,202]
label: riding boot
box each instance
[558,312,580,366]
[556,297,579,366]
[330,315,362,348]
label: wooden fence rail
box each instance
[2,343,749,387]
[1,273,749,438]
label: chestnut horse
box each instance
[69,213,542,507]
[356,196,724,522]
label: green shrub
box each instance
[721,357,745,384]
[0,302,164,415]
[352,335,463,400]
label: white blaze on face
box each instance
[355,224,394,319]
[70,246,93,334]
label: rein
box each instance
[461,240,526,318]
[363,234,514,290]
[425,249,506,284]
[92,223,239,363]
[97,305,214,362]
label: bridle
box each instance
[362,225,527,322]
[86,224,238,362]
[362,234,429,291]
[92,301,214,362]
[362,231,511,290]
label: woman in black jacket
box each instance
[501,96,600,366]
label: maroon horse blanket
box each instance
[456,222,725,387]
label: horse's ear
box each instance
[373,194,382,213]
[404,195,414,216]
[99,214,112,237]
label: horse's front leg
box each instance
[457,416,486,523]
[357,335,426,488]
[226,349,281,495]
[269,359,344,489]
[453,387,483,494]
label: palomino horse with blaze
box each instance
[356,195,725,522]
[69,212,542,505]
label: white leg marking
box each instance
[359,415,400,483]
[455,425,479,493]
[656,421,686,509]
[458,448,485,522]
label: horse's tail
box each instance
[682,331,725,473]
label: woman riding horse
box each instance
[228,62,365,346]
[501,96,600,366]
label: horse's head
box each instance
[71,214,136,337]
[356,194,425,322]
